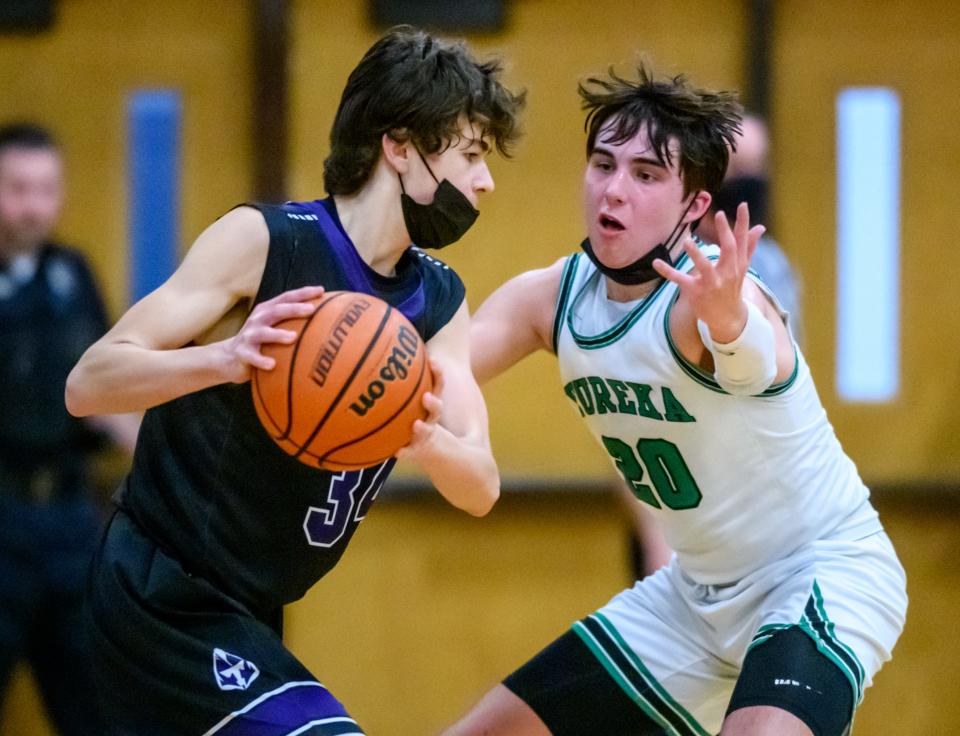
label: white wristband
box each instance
[697,299,777,396]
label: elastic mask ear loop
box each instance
[398,147,440,194]
[416,148,441,184]
[662,195,698,259]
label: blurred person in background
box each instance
[0,122,138,735]
[697,112,802,344]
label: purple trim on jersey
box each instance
[210,682,361,735]
[298,199,426,326]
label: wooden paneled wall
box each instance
[2,1,958,734]
[772,0,960,482]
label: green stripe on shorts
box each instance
[573,614,709,736]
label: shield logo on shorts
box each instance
[212,647,260,691]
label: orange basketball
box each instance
[251,291,433,471]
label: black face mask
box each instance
[579,197,697,285]
[399,151,479,250]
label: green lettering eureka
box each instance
[563,377,695,423]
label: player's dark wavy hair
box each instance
[324,26,525,195]
[579,63,742,197]
[0,122,58,155]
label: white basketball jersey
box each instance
[554,246,881,584]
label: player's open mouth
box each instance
[599,214,625,231]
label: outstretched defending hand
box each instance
[222,285,327,382]
[653,202,765,343]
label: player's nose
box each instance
[474,161,495,195]
[602,169,627,203]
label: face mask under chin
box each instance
[579,238,672,285]
[580,197,698,285]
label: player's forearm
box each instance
[470,312,545,386]
[470,339,530,386]
[66,340,234,416]
[416,429,500,516]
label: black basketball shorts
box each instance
[85,510,365,736]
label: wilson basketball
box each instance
[251,291,433,471]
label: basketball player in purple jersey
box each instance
[66,26,523,735]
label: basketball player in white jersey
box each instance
[444,65,906,736]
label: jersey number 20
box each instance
[602,436,702,510]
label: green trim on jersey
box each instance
[565,253,691,351]
[662,257,800,396]
[573,613,710,736]
[551,253,581,353]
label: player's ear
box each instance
[382,130,412,175]
[686,190,712,225]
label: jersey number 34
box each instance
[303,464,389,547]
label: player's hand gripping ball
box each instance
[252,291,434,470]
